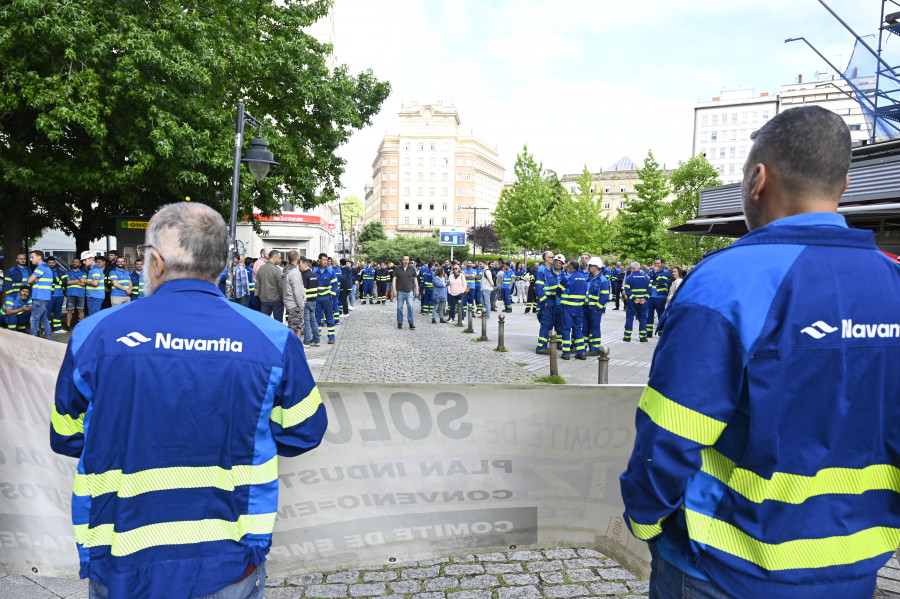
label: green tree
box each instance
[340,196,364,231]
[0,0,390,269]
[614,151,671,263]
[664,155,732,265]
[493,146,557,252]
[555,165,613,258]
[358,220,388,244]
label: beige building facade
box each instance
[559,157,675,220]
[364,102,504,238]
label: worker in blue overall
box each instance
[584,257,610,355]
[46,256,67,333]
[622,262,651,342]
[500,263,516,313]
[559,260,587,360]
[313,254,336,343]
[645,257,671,338]
[362,263,375,304]
[534,251,563,354]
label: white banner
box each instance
[0,329,650,580]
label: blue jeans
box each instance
[304,301,320,344]
[30,299,52,339]
[350,284,357,307]
[481,289,492,316]
[649,543,728,599]
[86,296,104,317]
[90,562,266,598]
[397,290,415,325]
[261,300,284,322]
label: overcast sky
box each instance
[331,0,887,197]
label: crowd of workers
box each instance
[2,243,686,360]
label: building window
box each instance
[417,203,423,210]
[457,203,462,210]
[381,202,387,210]
[390,187,396,195]
[403,143,410,151]
[457,173,463,181]
[417,172,424,181]
[381,173,387,181]
[390,202,396,210]
[443,158,449,166]
[710,132,718,142]
[741,112,748,124]
[390,157,397,166]
[849,124,861,131]
[712,115,718,126]
[405,203,410,210]
[404,158,411,166]
[466,158,473,166]
[442,218,448,225]
[620,185,626,193]
[729,130,737,141]
[457,188,463,196]
[389,216,396,224]
[442,203,448,211]
[428,218,434,225]
[619,201,626,209]
[404,172,411,180]
[442,173,449,181]
[604,186,610,193]
[739,148,746,158]
[429,158,436,167]
[751,112,758,123]
[466,173,472,182]
[417,188,423,196]
[728,164,735,175]
[441,188,448,196]
[382,217,387,225]
[417,217,422,225]
[603,202,610,210]
[729,147,736,158]
[701,132,708,143]
[404,217,410,224]
[739,129,747,141]
[430,143,436,151]
[456,158,463,166]
[465,219,470,225]
[731,113,738,124]
[429,204,434,210]
[382,158,387,166]
[466,189,472,197]
[417,157,424,166]
[429,172,436,181]
[702,115,708,126]
[418,143,424,151]
[762,111,769,121]
[390,172,397,181]
[429,188,435,196]
[456,218,462,225]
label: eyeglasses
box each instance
[136,244,165,262]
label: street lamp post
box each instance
[338,201,356,259]
[227,101,279,298]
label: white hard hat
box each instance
[554,253,565,262]
[588,257,604,268]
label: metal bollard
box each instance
[597,344,610,384]
[466,308,473,333]
[480,310,488,341]
[497,314,506,350]
[549,333,558,376]
[457,304,464,326]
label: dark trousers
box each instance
[261,300,284,322]
[339,289,350,315]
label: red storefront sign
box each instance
[247,213,327,225]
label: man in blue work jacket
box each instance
[645,257,670,338]
[534,251,562,354]
[313,253,336,343]
[584,257,610,355]
[51,201,326,599]
[27,249,54,339]
[621,262,650,342]
[621,106,900,599]
[46,256,67,333]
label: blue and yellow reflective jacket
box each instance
[313,266,334,298]
[362,267,375,281]
[623,271,651,302]
[535,264,560,304]
[559,270,587,307]
[647,267,671,298]
[620,212,900,599]
[586,273,610,310]
[2,264,31,294]
[50,279,327,599]
[64,269,86,298]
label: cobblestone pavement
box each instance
[11,297,898,598]
[317,301,534,384]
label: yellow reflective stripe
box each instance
[73,457,278,499]
[686,509,900,571]
[629,515,664,540]
[51,406,85,436]
[638,386,726,445]
[701,448,900,505]
[74,512,276,556]
[271,386,322,428]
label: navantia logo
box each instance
[801,320,900,339]
[116,332,151,347]
[800,321,837,339]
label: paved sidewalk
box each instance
[5,298,898,598]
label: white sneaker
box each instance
[349,306,355,311]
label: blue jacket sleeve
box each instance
[50,344,90,458]
[270,333,328,457]
[620,303,746,540]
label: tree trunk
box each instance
[1,189,27,272]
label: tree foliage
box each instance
[469,223,501,254]
[493,146,557,252]
[0,0,390,268]
[340,195,365,231]
[613,151,671,263]
[663,155,732,265]
[358,220,388,244]
[361,235,468,264]
[555,165,613,258]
